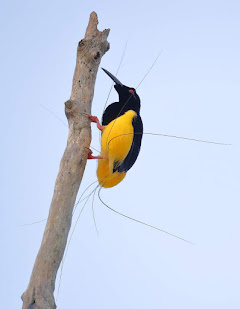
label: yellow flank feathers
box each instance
[97,110,137,188]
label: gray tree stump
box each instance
[22,12,110,309]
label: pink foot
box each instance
[87,149,104,160]
[88,115,105,131]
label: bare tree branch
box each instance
[22,12,110,309]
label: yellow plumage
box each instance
[97,110,137,188]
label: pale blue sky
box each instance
[1,1,240,308]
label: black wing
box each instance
[102,102,122,126]
[115,115,143,173]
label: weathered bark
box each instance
[22,12,110,309]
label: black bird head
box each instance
[102,68,141,114]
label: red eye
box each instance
[129,89,134,93]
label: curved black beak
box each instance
[102,68,123,87]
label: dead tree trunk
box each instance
[22,12,110,309]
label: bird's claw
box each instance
[86,147,104,160]
[87,115,105,131]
